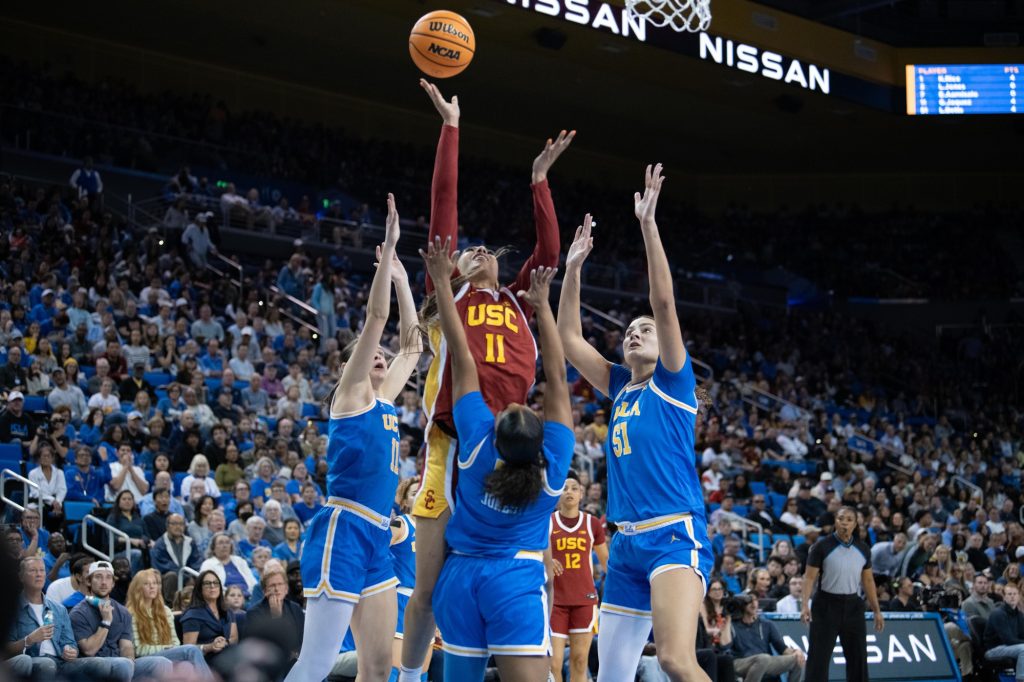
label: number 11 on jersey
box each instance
[484,333,506,364]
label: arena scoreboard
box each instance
[906,64,1022,115]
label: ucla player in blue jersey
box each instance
[388,477,432,681]
[285,193,423,682]
[558,165,714,682]
[420,237,574,682]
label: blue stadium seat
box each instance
[23,395,49,413]
[81,365,96,378]
[204,378,222,394]
[792,535,806,548]
[733,505,749,517]
[749,532,773,549]
[750,481,767,496]
[301,402,319,418]
[155,390,169,402]
[173,472,188,496]
[0,443,21,471]
[64,501,93,523]
[768,492,787,517]
[144,372,173,387]
[315,420,328,435]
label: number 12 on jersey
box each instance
[611,422,632,457]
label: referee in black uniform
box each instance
[801,506,884,682]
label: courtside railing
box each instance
[82,514,132,563]
[1,468,39,513]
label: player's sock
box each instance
[388,669,399,682]
[284,596,355,682]
[396,665,421,682]
[595,608,653,682]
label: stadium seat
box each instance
[768,493,787,517]
[301,402,319,418]
[749,532,772,549]
[23,395,49,413]
[145,371,173,387]
[81,365,96,378]
[315,420,328,435]
[792,535,806,548]
[733,505,749,517]
[173,472,188,496]
[750,481,767,496]
[204,378,222,394]
[0,443,21,472]
[64,501,93,523]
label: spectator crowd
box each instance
[0,58,1023,682]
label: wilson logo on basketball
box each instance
[428,43,462,61]
[428,21,471,44]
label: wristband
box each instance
[100,621,112,629]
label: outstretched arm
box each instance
[421,237,478,401]
[420,79,460,293]
[635,163,686,372]
[333,194,399,414]
[557,214,612,396]
[517,267,571,429]
[379,248,423,402]
[513,131,575,299]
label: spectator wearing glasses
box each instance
[746,494,781,534]
[181,570,238,659]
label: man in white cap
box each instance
[69,560,173,680]
[0,390,35,449]
[182,211,216,268]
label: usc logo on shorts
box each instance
[423,489,437,510]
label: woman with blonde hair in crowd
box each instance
[127,569,212,676]
[745,567,774,600]
[182,454,221,501]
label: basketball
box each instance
[409,10,475,79]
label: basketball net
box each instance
[625,0,712,33]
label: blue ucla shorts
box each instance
[301,502,397,603]
[433,552,550,658]
[602,513,714,619]
[395,589,411,638]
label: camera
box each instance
[724,593,754,617]
[920,584,962,611]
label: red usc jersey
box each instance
[550,511,606,606]
[424,283,537,432]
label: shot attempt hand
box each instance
[532,129,576,184]
[384,193,400,248]
[565,214,594,271]
[419,79,459,127]
[516,267,557,309]
[420,237,458,284]
[634,163,666,226]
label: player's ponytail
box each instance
[486,406,546,509]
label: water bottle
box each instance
[87,596,103,608]
[43,609,53,627]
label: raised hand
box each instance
[375,244,408,286]
[634,163,665,226]
[516,267,557,309]
[532,129,576,183]
[566,213,594,271]
[420,236,458,284]
[419,79,460,127]
[384,193,400,248]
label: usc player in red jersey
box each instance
[398,79,574,682]
[550,471,609,682]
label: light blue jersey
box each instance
[446,391,574,558]
[604,356,702,523]
[391,514,416,590]
[326,397,401,518]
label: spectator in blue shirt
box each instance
[237,516,272,560]
[199,339,225,379]
[29,289,58,324]
[276,253,306,300]
[19,505,50,557]
[42,533,71,586]
[65,446,111,506]
[291,483,323,528]
[271,519,303,564]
